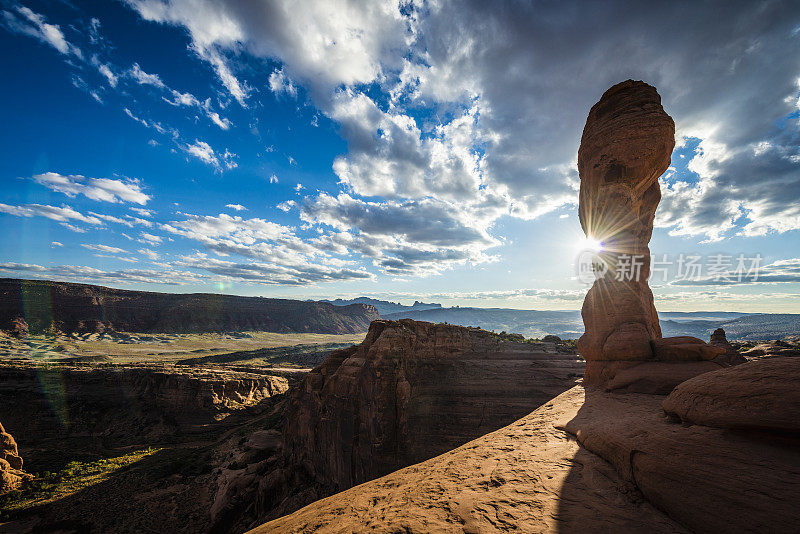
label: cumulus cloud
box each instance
[31,172,151,205]
[268,68,297,97]
[225,204,247,211]
[183,140,236,170]
[124,0,800,255]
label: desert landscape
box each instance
[2,1,800,533]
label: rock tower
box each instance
[577,80,728,391]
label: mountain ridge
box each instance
[0,278,378,335]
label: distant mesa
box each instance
[0,278,379,336]
[322,297,442,316]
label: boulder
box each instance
[662,357,800,434]
[651,336,726,361]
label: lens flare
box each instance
[576,236,603,252]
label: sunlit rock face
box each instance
[577,80,674,368]
[0,420,27,494]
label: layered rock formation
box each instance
[0,364,288,470]
[211,320,584,530]
[1,421,29,494]
[282,320,582,492]
[0,278,378,336]
[577,80,727,390]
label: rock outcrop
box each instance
[662,357,800,434]
[0,421,28,494]
[0,278,378,336]
[563,387,800,533]
[282,320,582,493]
[212,320,584,531]
[709,327,747,365]
[577,80,726,391]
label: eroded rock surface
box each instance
[662,357,800,434]
[709,327,747,366]
[282,320,583,493]
[0,363,288,471]
[564,387,800,533]
[251,387,686,534]
[0,421,29,494]
[577,80,674,365]
[577,80,725,391]
[212,320,584,531]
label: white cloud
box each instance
[3,5,81,58]
[31,172,151,205]
[269,174,278,184]
[50,241,63,247]
[0,262,205,286]
[185,140,218,166]
[130,207,155,217]
[138,248,160,260]
[268,68,297,97]
[225,204,247,211]
[0,202,102,226]
[128,63,165,88]
[82,244,127,254]
[208,110,231,130]
[139,232,163,245]
[97,62,118,87]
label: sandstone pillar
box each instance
[577,80,725,391]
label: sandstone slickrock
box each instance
[577,80,724,391]
[0,277,378,336]
[0,421,28,494]
[250,387,687,534]
[564,387,800,533]
[662,357,800,434]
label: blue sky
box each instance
[1,0,800,312]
